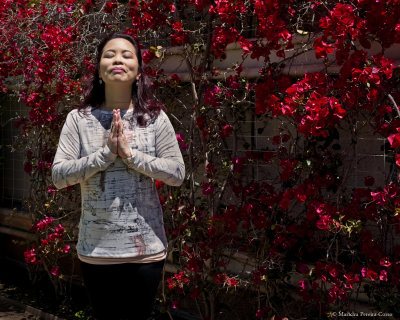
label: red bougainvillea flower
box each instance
[155,180,164,190]
[316,216,333,230]
[171,28,189,46]
[226,277,238,286]
[189,0,212,11]
[50,266,60,277]
[47,186,57,194]
[55,224,64,233]
[298,280,309,291]
[206,163,215,178]
[31,216,54,232]
[211,26,238,58]
[170,74,181,82]
[220,125,234,138]
[142,49,156,64]
[201,182,214,195]
[176,133,188,151]
[313,38,334,59]
[362,267,378,281]
[104,1,117,14]
[210,0,247,25]
[204,85,223,107]
[380,270,388,282]
[24,248,40,265]
[388,128,400,148]
[380,257,392,267]
[169,20,188,45]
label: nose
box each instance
[112,53,123,65]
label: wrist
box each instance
[103,145,118,161]
[121,152,132,159]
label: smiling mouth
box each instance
[111,68,125,73]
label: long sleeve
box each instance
[122,111,185,186]
[51,110,117,190]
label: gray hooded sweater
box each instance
[52,107,185,259]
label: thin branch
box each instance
[388,93,400,118]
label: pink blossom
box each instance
[24,248,40,265]
[55,224,64,233]
[220,125,233,138]
[50,266,59,277]
[380,270,388,282]
[226,278,238,286]
[298,280,309,291]
[176,133,188,151]
[32,216,54,231]
[201,182,214,195]
[142,50,156,64]
[380,257,391,267]
[204,85,222,107]
[47,186,57,194]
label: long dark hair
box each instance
[80,32,164,126]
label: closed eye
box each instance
[102,50,134,59]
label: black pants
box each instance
[80,260,165,320]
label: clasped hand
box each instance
[107,109,132,159]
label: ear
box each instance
[136,74,141,81]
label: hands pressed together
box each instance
[107,109,132,159]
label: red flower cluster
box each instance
[25,216,70,278]
[30,216,54,232]
[167,271,190,294]
[24,247,41,265]
[170,21,189,46]
[104,0,118,13]
[128,0,175,34]
[209,0,246,25]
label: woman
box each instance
[52,33,185,320]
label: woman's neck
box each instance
[103,84,134,111]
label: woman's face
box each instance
[99,38,140,86]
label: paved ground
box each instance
[0,298,39,319]
[0,296,62,320]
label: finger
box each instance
[117,110,123,134]
[116,109,121,125]
[111,117,116,136]
[112,110,118,137]
[118,118,123,136]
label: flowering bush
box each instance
[2,0,400,319]
[24,216,72,296]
